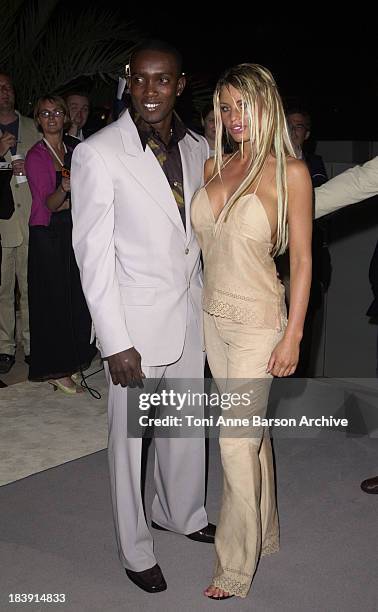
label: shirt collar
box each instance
[129,106,198,150]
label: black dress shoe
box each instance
[125,563,167,593]
[361,475,378,494]
[151,521,216,543]
[0,353,15,374]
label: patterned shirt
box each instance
[130,108,197,229]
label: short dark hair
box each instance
[286,107,311,131]
[201,103,214,122]
[0,71,13,85]
[64,91,90,105]
[130,39,183,75]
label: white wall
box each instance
[315,140,378,178]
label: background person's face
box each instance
[129,50,184,126]
[287,113,309,149]
[37,100,66,137]
[0,74,15,113]
[203,110,216,141]
[66,95,89,129]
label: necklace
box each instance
[43,138,67,167]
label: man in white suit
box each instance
[71,40,214,593]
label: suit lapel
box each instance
[117,111,186,237]
[179,136,197,245]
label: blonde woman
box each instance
[191,64,312,599]
[25,96,96,393]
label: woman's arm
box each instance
[46,176,70,211]
[267,158,313,377]
[25,146,69,214]
[315,156,378,219]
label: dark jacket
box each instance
[367,240,378,318]
[304,152,328,188]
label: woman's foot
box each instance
[204,585,234,600]
[48,376,84,394]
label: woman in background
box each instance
[191,64,312,599]
[25,95,96,394]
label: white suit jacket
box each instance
[315,156,378,219]
[71,110,209,365]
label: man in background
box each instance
[0,72,39,374]
[287,107,328,187]
[314,156,378,494]
[65,92,90,141]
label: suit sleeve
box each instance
[71,141,133,357]
[314,156,378,219]
[199,135,210,182]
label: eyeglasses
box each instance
[38,109,65,118]
[289,123,308,132]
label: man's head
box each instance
[286,109,311,150]
[0,73,15,113]
[127,40,185,128]
[65,92,90,131]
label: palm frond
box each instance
[4,3,142,114]
[0,0,26,65]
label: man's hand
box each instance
[12,159,25,176]
[0,131,16,157]
[107,347,145,388]
[68,112,81,137]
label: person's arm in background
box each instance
[314,156,378,219]
[25,146,55,216]
[310,155,328,188]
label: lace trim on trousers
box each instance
[212,535,279,597]
[261,533,279,556]
[212,569,252,598]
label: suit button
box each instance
[185,248,189,254]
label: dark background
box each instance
[71,7,378,140]
[122,14,377,139]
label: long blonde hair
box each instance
[213,63,295,255]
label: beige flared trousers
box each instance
[204,312,284,597]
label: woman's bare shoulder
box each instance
[286,156,311,184]
[204,158,215,182]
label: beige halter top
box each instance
[191,171,287,331]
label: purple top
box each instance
[25,140,56,226]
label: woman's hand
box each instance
[61,176,70,193]
[267,334,300,377]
